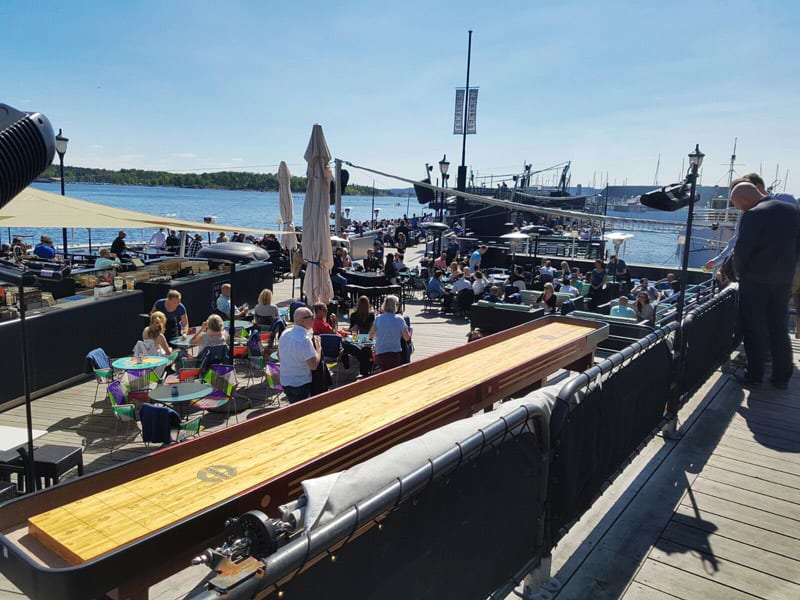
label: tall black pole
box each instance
[675,165,698,326]
[600,184,609,259]
[371,181,375,230]
[59,153,68,260]
[19,275,37,493]
[456,30,473,225]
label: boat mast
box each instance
[653,153,661,185]
[721,137,737,227]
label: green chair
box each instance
[121,368,160,405]
[106,380,139,459]
[196,364,239,425]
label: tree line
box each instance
[38,165,388,196]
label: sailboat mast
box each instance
[719,138,738,251]
[653,153,661,185]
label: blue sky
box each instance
[2,0,797,192]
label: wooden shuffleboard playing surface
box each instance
[27,320,598,566]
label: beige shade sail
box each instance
[0,187,285,235]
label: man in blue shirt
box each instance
[33,235,56,259]
[469,245,487,272]
[216,283,250,319]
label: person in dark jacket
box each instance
[733,182,800,389]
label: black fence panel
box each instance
[267,431,547,600]
[548,324,677,538]
[679,286,738,400]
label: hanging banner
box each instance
[453,89,465,134]
[453,88,479,134]
[466,88,479,134]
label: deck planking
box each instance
[539,338,800,600]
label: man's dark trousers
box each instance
[739,282,793,384]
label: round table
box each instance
[112,356,169,370]
[149,382,212,419]
[223,320,253,330]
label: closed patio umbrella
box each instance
[279,161,299,297]
[302,124,335,306]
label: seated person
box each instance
[95,248,122,269]
[610,295,637,318]
[630,277,659,303]
[654,272,676,291]
[394,253,407,272]
[559,275,580,297]
[190,314,229,354]
[537,282,557,314]
[483,285,504,303]
[363,249,382,272]
[539,259,554,278]
[461,266,472,281]
[472,271,487,297]
[142,311,172,356]
[216,283,250,318]
[341,248,353,269]
[433,251,448,270]
[311,302,339,334]
[451,272,472,293]
[33,235,57,259]
[505,266,527,290]
[110,231,130,258]
[153,289,189,340]
[446,261,462,283]
[383,253,399,284]
[253,288,280,324]
[427,270,446,300]
[372,240,384,261]
[0,243,11,258]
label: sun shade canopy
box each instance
[0,187,285,235]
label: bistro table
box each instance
[112,356,169,371]
[223,319,253,330]
[149,381,212,420]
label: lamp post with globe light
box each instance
[55,129,69,259]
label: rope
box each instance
[341,160,695,228]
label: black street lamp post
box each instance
[55,129,69,259]
[438,155,450,257]
[675,144,705,325]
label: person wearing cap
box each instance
[187,233,204,257]
[445,234,460,263]
[33,235,56,259]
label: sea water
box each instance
[13,183,687,267]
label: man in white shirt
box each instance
[277,307,321,403]
[559,276,579,297]
[149,228,167,250]
[452,273,472,293]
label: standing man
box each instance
[149,228,167,251]
[705,173,798,271]
[278,307,322,403]
[732,182,800,389]
[445,234,460,264]
[152,289,189,340]
[469,245,487,272]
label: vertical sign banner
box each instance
[466,88,479,134]
[453,89,465,135]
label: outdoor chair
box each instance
[455,288,476,318]
[196,363,239,426]
[289,300,306,322]
[121,368,160,405]
[106,380,139,459]
[319,333,344,386]
[84,347,114,414]
[198,344,233,376]
[162,350,182,384]
[424,290,444,313]
[140,403,201,447]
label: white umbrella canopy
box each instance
[278,161,298,251]
[302,124,335,305]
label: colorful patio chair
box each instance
[106,380,139,459]
[196,363,239,425]
[121,368,159,405]
[140,403,201,447]
[84,348,114,414]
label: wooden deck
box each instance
[548,338,800,600]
